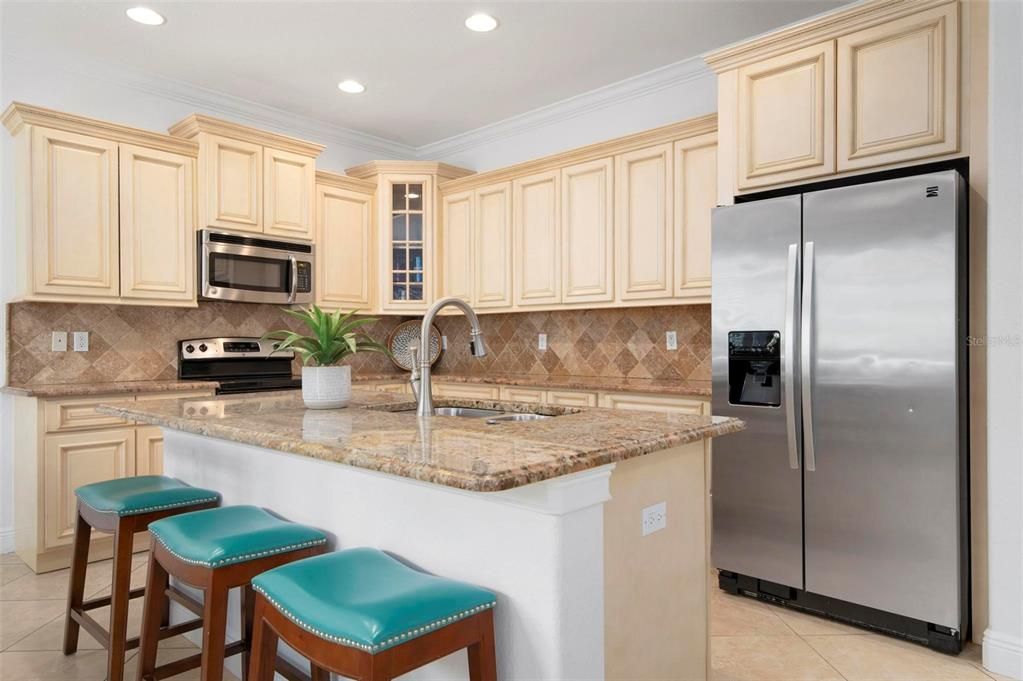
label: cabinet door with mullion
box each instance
[382,176,432,311]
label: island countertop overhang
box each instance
[97,389,743,492]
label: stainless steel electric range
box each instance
[178,337,301,395]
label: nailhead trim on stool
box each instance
[148,533,328,568]
[251,585,497,653]
[82,496,221,517]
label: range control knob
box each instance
[198,343,208,353]
[184,344,195,353]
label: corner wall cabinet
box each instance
[2,103,198,306]
[168,114,323,240]
[707,0,963,200]
[12,389,216,573]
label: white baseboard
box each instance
[0,527,15,555]
[984,628,1023,680]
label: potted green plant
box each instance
[263,305,388,409]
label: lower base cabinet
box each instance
[13,390,214,573]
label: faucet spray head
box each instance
[470,330,488,357]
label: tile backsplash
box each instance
[432,305,711,382]
[5,302,404,386]
[6,302,711,386]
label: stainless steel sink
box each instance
[484,413,552,424]
[431,407,506,418]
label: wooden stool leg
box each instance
[136,550,169,681]
[247,596,279,681]
[63,507,92,655]
[106,524,136,681]
[310,664,331,681]
[200,577,230,681]
[239,584,255,681]
[467,610,497,681]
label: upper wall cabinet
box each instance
[3,103,199,306]
[561,157,615,304]
[674,133,716,298]
[737,41,835,190]
[315,172,375,311]
[169,115,323,241]
[512,170,560,307]
[440,189,474,303]
[616,143,674,301]
[345,161,475,313]
[836,2,958,171]
[474,182,513,309]
[707,0,964,200]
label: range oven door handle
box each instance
[288,255,298,304]
[784,243,801,471]
[801,241,817,472]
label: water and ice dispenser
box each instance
[727,331,781,407]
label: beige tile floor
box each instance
[0,551,1012,681]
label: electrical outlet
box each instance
[441,335,448,351]
[642,502,667,536]
[51,331,67,352]
[665,331,678,351]
[538,333,548,351]
[73,331,89,352]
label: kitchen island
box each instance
[99,389,741,681]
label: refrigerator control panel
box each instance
[728,330,781,407]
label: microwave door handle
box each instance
[784,243,800,470]
[801,241,816,472]
[288,255,298,304]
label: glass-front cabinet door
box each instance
[380,174,433,311]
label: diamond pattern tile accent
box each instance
[432,304,711,381]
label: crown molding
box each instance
[414,55,715,161]
[344,160,476,181]
[2,101,199,156]
[169,114,325,157]
[315,170,377,193]
[439,114,717,194]
[1,50,417,160]
[704,0,955,72]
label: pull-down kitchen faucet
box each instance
[410,297,488,416]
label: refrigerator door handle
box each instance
[784,243,801,470]
[801,241,817,471]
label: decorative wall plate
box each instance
[386,321,443,371]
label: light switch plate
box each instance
[538,333,548,351]
[441,335,448,351]
[51,331,67,352]
[666,331,678,351]
[642,502,667,536]
[73,331,89,352]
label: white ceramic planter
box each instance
[301,365,352,409]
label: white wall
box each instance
[0,53,416,553]
[420,57,716,172]
[982,0,1023,678]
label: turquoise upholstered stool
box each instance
[63,476,220,681]
[135,506,328,681]
[247,548,498,681]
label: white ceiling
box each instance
[2,1,846,147]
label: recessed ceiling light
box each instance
[465,13,498,32]
[337,80,366,94]
[125,7,165,25]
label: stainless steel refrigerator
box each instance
[710,169,969,653]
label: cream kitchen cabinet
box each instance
[119,144,196,303]
[474,182,513,309]
[616,143,674,301]
[440,189,474,303]
[674,134,716,298]
[707,0,968,199]
[561,157,615,304]
[498,386,546,404]
[736,40,836,190]
[169,114,324,240]
[546,389,599,408]
[3,104,200,306]
[600,392,708,415]
[512,170,561,307]
[836,2,959,171]
[315,173,376,311]
[12,388,215,573]
[430,383,501,400]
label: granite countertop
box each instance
[98,389,742,492]
[1,380,220,398]
[353,372,713,398]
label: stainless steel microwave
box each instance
[199,229,314,304]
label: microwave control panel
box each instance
[296,261,312,293]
